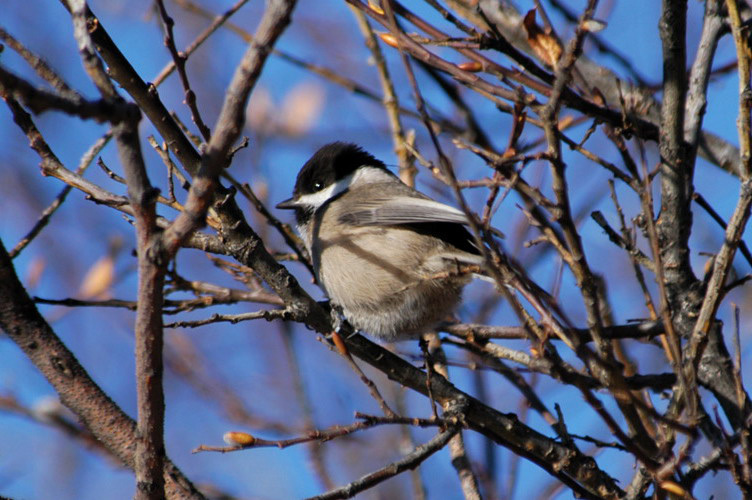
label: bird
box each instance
[276,142,486,342]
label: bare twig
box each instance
[306,426,460,500]
[693,192,752,268]
[193,411,447,454]
[423,334,483,500]
[164,308,288,328]
[153,0,251,86]
[0,27,78,97]
[350,6,413,182]
[328,331,397,418]
[154,0,212,141]
[280,325,336,490]
[0,65,125,122]
[443,320,664,342]
[9,132,112,258]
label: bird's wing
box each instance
[338,196,470,226]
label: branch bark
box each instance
[0,240,205,500]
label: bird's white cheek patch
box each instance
[295,172,355,209]
[294,166,394,209]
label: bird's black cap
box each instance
[291,142,389,198]
[276,142,392,213]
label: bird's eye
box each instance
[313,182,323,190]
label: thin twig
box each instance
[306,426,460,500]
[193,411,447,454]
[0,27,79,98]
[9,132,112,258]
[164,308,288,328]
[423,333,483,500]
[350,6,413,182]
[155,0,212,141]
[329,332,397,418]
[693,192,752,268]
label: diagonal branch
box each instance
[0,240,205,500]
[307,426,461,500]
[159,0,298,257]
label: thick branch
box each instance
[0,240,204,500]
[341,334,623,499]
[0,65,124,122]
[657,0,694,299]
[114,115,167,500]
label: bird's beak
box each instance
[276,197,299,210]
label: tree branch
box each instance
[0,240,205,500]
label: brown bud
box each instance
[457,61,483,72]
[223,431,255,447]
[367,0,384,15]
[331,331,350,358]
[659,481,689,498]
[378,32,399,48]
[582,19,607,33]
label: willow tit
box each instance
[277,142,485,342]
